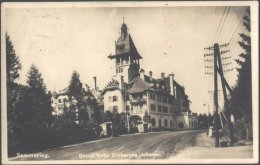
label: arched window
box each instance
[164,119,168,127]
[170,120,173,127]
[159,119,161,127]
[151,118,156,126]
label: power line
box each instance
[209,7,220,44]
[216,6,231,42]
[207,6,218,44]
[228,9,247,45]
[213,7,228,43]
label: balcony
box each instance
[130,98,146,105]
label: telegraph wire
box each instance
[216,6,231,42]
[213,7,228,43]
[207,6,218,44]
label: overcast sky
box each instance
[5,4,248,114]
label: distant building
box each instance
[102,21,198,131]
[51,84,99,126]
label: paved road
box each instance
[10,130,205,160]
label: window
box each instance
[151,118,156,126]
[157,95,160,102]
[164,119,168,127]
[159,96,162,102]
[168,98,173,104]
[150,93,155,100]
[158,105,162,112]
[58,99,61,103]
[170,120,173,127]
[120,68,123,72]
[170,108,172,114]
[112,106,118,113]
[151,104,156,111]
[159,119,162,127]
[113,96,118,102]
[163,106,168,113]
[163,97,167,103]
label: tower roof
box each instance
[108,22,142,60]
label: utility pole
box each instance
[213,43,220,147]
[204,42,233,147]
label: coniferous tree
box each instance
[26,64,52,130]
[6,34,22,152]
[231,8,251,121]
[68,71,89,126]
[6,34,22,85]
[229,7,252,140]
[68,71,82,100]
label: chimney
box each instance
[140,69,145,80]
[149,71,153,81]
[121,76,124,90]
[169,73,175,97]
[93,76,97,90]
[161,72,165,80]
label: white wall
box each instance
[146,91,175,129]
[175,114,198,130]
[104,89,124,113]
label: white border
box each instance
[1,1,259,164]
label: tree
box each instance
[232,9,251,121]
[92,100,103,124]
[229,8,252,140]
[103,111,113,122]
[6,34,22,85]
[26,64,52,130]
[67,71,90,126]
[68,71,82,100]
[198,114,203,129]
[6,34,22,153]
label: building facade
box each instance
[102,21,198,131]
[51,84,99,126]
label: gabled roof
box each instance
[101,78,121,95]
[56,87,69,96]
[108,34,142,59]
[127,76,153,94]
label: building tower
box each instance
[108,20,142,83]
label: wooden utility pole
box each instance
[213,43,220,147]
[216,46,235,144]
[204,42,234,147]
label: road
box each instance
[10,130,205,160]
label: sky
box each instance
[5,4,248,114]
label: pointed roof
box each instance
[127,76,153,94]
[108,22,142,59]
[101,78,121,95]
